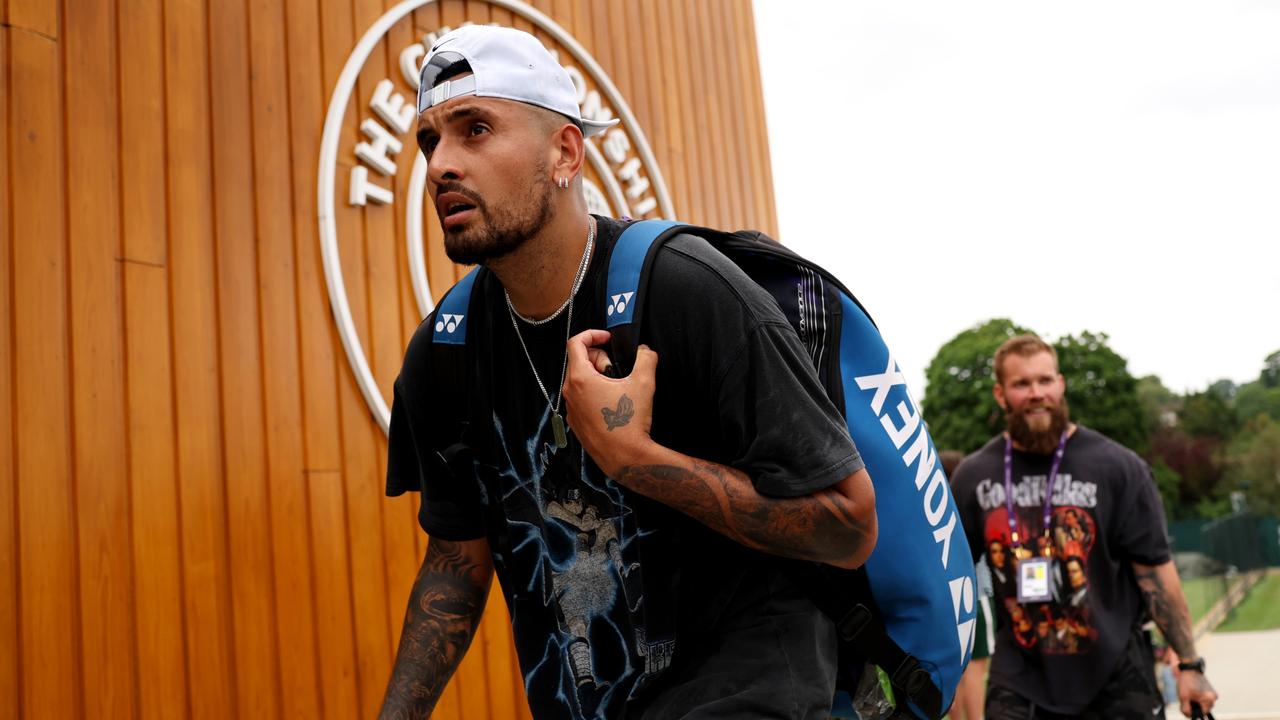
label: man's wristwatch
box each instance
[1177,657,1206,673]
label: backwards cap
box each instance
[417,25,619,138]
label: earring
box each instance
[557,176,569,189]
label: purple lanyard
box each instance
[1003,429,1069,552]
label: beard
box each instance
[1006,396,1070,455]
[439,163,554,265]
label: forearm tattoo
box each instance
[615,459,872,566]
[380,539,490,719]
[1134,564,1196,659]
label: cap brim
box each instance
[582,118,620,138]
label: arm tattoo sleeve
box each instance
[380,539,492,720]
[615,458,872,567]
[1133,562,1196,659]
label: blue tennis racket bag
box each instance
[604,220,977,720]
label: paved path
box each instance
[1168,628,1280,720]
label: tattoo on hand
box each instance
[381,540,489,719]
[601,394,635,431]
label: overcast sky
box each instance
[753,0,1280,399]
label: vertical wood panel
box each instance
[355,0,420,668]
[693,0,734,228]
[320,0,395,713]
[208,0,285,715]
[122,262,191,720]
[673,0,713,226]
[9,0,56,38]
[645,0,688,218]
[63,0,139,715]
[10,24,81,719]
[164,0,239,715]
[708,0,748,228]
[0,23,20,720]
[117,0,191,716]
[283,0,363,714]
[245,0,327,716]
[734,1,777,235]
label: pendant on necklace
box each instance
[552,413,568,449]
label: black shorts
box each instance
[985,631,1164,720]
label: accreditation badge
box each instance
[1017,557,1052,603]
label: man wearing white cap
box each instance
[382,25,877,720]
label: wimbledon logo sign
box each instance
[318,0,674,433]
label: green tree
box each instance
[1225,415,1280,515]
[1053,331,1147,454]
[1150,427,1228,518]
[1262,349,1280,388]
[1208,378,1238,403]
[1235,381,1280,425]
[1136,375,1178,435]
[1149,458,1181,520]
[1180,390,1237,441]
[922,318,1032,453]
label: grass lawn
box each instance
[1217,568,1280,632]
[1181,575,1229,623]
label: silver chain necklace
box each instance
[504,217,595,448]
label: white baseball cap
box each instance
[417,25,620,138]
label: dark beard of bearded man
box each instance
[441,162,554,265]
[1006,397,1071,455]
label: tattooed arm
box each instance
[615,455,876,569]
[379,537,494,720]
[1133,561,1217,717]
[563,330,877,570]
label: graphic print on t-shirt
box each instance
[975,474,1100,655]
[489,407,673,719]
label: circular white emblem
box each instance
[319,0,674,433]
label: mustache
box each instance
[435,182,483,207]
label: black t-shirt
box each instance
[387,215,863,720]
[951,426,1171,714]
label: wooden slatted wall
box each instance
[1,0,777,717]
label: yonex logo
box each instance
[855,352,973,663]
[606,292,635,316]
[949,575,976,662]
[435,314,465,334]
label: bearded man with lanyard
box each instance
[950,335,1218,719]
[378,25,878,720]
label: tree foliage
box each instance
[1235,381,1280,425]
[1227,415,1280,515]
[1180,390,1238,441]
[922,318,1031,454]
[1262,349,1280,389]
[1150,458,1182,521]
[1053,331,1147,454]
[1137,375,1178,435]
[1149,428,1226,519]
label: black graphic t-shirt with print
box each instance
[386,216,863,720]
[951,426,1171,715]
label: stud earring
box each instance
[557,176,569,189]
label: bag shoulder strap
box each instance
[428,266,484,462]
